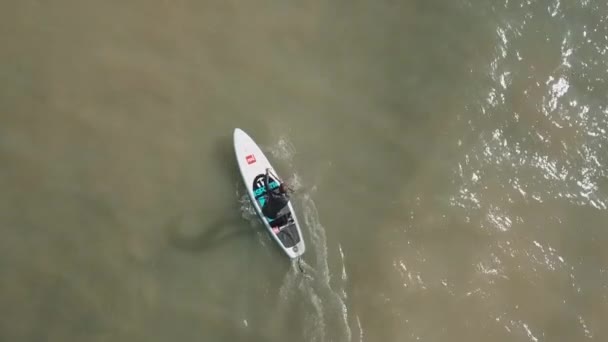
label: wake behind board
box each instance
[233,128,305,259]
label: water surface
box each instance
[1,1,607,341]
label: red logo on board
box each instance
[246,154,256,164]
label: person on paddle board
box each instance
[262,168,290,220]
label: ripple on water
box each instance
[442,3,607,340]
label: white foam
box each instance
[269,136,297,162]
[274,193,353,342]
[356,315,364,342]
[302,194,352,342]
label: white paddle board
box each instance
[233,128,305,259]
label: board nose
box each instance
[233,128,243,142]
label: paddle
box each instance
[266,168,295,194]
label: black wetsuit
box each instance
[262,173,289,220]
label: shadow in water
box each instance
[166,212,254,253]
[167,133,259,254]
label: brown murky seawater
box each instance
[1,1,607,341]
